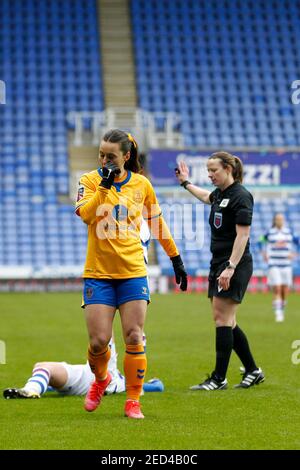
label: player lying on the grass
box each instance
[3,336,164,399]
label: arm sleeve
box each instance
[75,174,110,225]
[142,177,162,221]
[147,215,179,258]
[232,193,253,226]
[209,189,217,204]
[142,178,179,258]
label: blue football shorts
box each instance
[81,277,150,308]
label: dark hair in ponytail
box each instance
[102,129,141,173]
[209,151,244,183]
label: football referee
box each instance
[175,152,265,390]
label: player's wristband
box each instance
[181,180,192,189]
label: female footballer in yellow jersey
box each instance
[75,129,187,419]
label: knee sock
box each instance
[272,299,283,318]
[23,366,50,395]
[124,344,147,401]
[213,326,233,381]
[232,325,257,373]
[88,345,111,382]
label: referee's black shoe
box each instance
[190,374,228,391]
[234,367,265,389]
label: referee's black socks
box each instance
[232,325,258,373]
[213,326,233,381]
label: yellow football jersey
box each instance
[75,169,163,279]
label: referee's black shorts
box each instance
[208,254,253,303]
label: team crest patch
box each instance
[142,286,148,295]
[220,198,229,208]
[214,212,222,229]
[133,191,143,203]
[86,288,93,299]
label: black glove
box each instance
[100,162,120,189]
[171,254,188,291]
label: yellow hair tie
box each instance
[127,133,137,148]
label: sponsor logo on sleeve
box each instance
[77,185,85,202]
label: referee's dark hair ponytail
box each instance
[209,151,244,183]
[102,129,141,173]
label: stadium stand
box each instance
[0,0,102,267]
[131,0,300,147]
[0,0,299,283]
[130,0,300,276]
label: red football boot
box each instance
[124,399,144,419]
[84,373,112,412]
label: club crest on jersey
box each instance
[214,212,222,229]
[219,198,229,208]
[133,191,143,203]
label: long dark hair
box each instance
[102,129,141,173]
[209,151,244,183]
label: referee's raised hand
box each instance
[174,161,189,185]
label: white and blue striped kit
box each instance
[263,227,298,268]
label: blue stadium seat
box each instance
[0,0,103,267]
[131,0,299,147]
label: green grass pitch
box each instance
[0,291,300,450]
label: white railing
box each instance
[67,111,106,146]
[67,108,183,149]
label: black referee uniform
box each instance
[208,181,253,303]
[179,157,265,391]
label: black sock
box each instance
[213,326,233,381]
[233,325,257,373]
